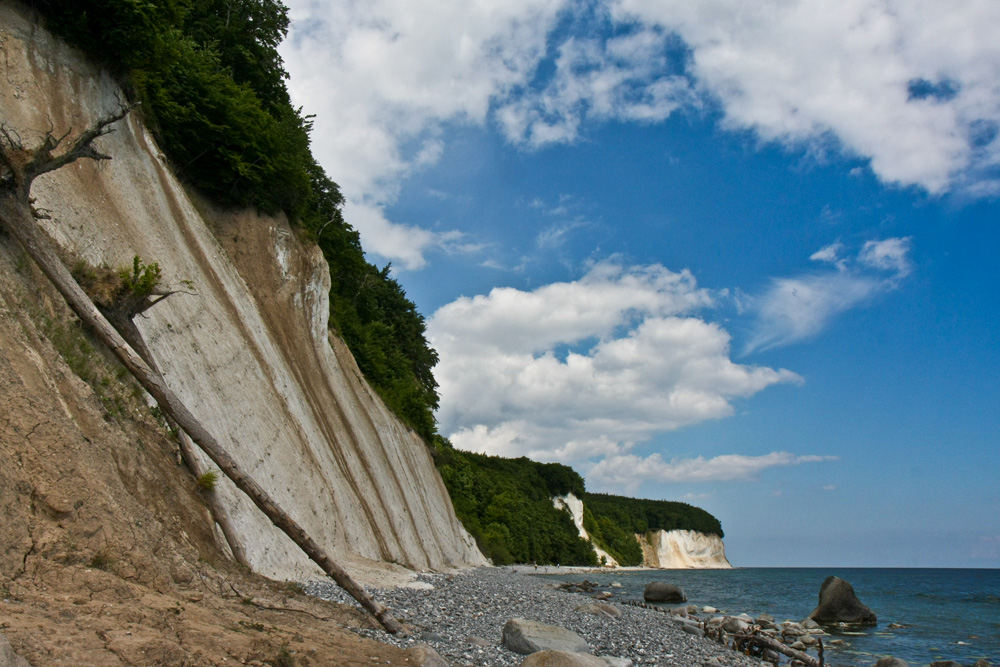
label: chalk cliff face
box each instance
[637,529,732,569]
[552,494,619,567]
[0,4,485,581]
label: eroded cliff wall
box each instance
[637,530,732,569]
[0,3,485,581]
[551,493,620,567]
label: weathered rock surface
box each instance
[808,576,877,626]
[405,642,452,667]
[643,581,687,603]
[636,530,732,569]
[519,650,609,667]
[503,619,590,655]
[0,634,31,667]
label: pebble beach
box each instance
[307,566,770,667]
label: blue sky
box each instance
[280,0,1000,568]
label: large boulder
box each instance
[404,643,451,667]
[643,581,687,603]
[519,651,610,667]
[808,576,877,626]
[503,619,590,655]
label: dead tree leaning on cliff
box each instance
[0,108,405,635]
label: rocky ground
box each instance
[308,567,771,667]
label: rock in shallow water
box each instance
[808,576,877,626]
[643,581,687,603]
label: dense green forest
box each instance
[30,0,440,440]
[432,438,597,566]
[433,439,724,566]
[28,0,725,566]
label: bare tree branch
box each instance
[22,105,133,185]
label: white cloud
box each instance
[859,237,914,276]
[282,1,999,268]
[588,451,837,493]
[281,0,571,266]
[746,237,914,352]
[610,0,1000,195]
[809,242,844,265]
[496,30,697,147]
[429,261,800,463]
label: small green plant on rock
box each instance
[196,470,219,491]
[88,550,115,571]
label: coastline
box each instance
[307,566,780,667]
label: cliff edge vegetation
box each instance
[433,439,725,568]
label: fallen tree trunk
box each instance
[733,631,821,667]
[115,312,251,568]
[0,111,404,635]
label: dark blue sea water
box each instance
[537,568,1000,667]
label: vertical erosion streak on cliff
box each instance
[218,222,406,565]
[133,129,414,574]
[216,217,461,569]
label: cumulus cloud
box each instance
[429,261,800,463]
[496,29,697,147]
[609,0,1000,195]
[588,452,837,493]
[281,0,570,267]
[282,1,1000,267]
[745,237,913,353]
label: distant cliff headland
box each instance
[434,441,730,568]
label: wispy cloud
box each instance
[429,260,801,463]
[745,237,914,353]
[588,451,837,493]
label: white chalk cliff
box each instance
[553,494,730,569]
[0,3,486,581]
[552,494,620,567]
[637,529,732,569]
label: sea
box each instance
[537,568,1000,667]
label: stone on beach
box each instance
[518,650,615,667]
[643,581,687,603]
[503,618,590,655]
[808,576,877,626]
[575,603,623,619]
[404,642,451,667]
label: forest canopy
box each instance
[433,439,724,567]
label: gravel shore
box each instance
[306,567,767,667]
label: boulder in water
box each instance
[643,581,686,603]
[874,658,910,667]
[808,576,877,626]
